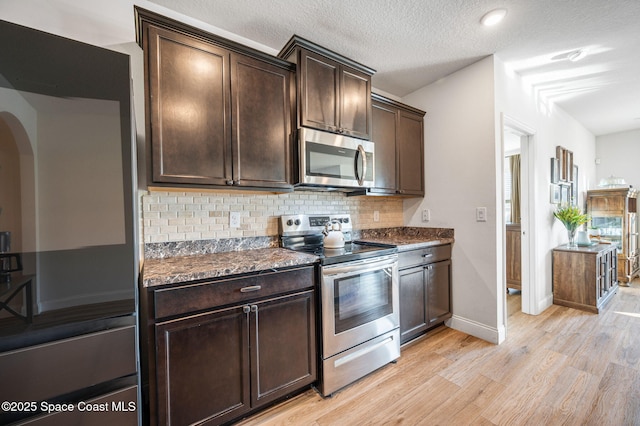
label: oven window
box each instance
[334,268,393,334]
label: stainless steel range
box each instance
[280,214,400,396]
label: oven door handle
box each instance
[322,256,397,277]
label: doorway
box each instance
[502,115,537,324]
[504,130,522,316]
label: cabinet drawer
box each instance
[398,244,451,269]
[154,266,315,319]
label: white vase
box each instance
[576,231,590,245]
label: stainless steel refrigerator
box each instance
[0,19,138,425]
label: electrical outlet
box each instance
[373,211,380,222]
[230,211,241,228]
[476,207,487,222]
[422,209,430,222]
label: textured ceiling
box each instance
[148,0,640,136]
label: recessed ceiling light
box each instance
[480,9,507,26]
[566,49,587,62]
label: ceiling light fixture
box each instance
[480,8,507,26]
[566,49,587,62]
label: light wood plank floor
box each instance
[237,279,640,425]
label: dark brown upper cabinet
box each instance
[368,94,425,197]
[135,8,295,191]
[278,36,375,140]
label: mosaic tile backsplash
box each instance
[142,190,404,245]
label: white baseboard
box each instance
[445,315,504,344]
[538,294,554,314]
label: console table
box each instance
[552,243,617,313]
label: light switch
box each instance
[373,211,380,222]
[422,209,430,222]
[476,207,487,222]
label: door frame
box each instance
[502,114,537,321]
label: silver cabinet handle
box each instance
[243,305,250,314]
[423,253,433,258]
[240,285,262,293]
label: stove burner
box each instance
[279,214,396,265]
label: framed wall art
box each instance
[560,183,571,205]
[550,183,561,204]
[571,165,579,206]
[550,157,559,183]
[555,146,573,182]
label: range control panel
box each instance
[279,214,353,237]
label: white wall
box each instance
[402,57,502,342]
[595,129,640,188]
[495,56,597,319]
[401,55,598,344]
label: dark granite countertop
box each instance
[356,227,454,252]
[142,248,318,288]
[142,227,454,288]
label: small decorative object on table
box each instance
[587,226,600,241]
[553,205,590,248]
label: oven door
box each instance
[321,254,398,358]
[300,127,374,188]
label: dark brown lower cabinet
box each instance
[427,260,452,325]
[251,292,316,406]
[146,266,317,426]
[156,306,249,425]
[399,265,427,342]
[399,244,452,345]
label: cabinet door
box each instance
[231,54,293,189]
[147,25,232,185]
[371,101,398,194]
[250,290,316,406]
[340,66,371,139]
[155,306,250,426]
[506,225,522,289]
[300,50,339,132]
[399,266,428,344]
[426,260,452,326]
[397,110,424,196]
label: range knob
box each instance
[342,218,349,223]
[294,219,301,226]
[286,219,294,226]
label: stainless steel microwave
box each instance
[298,127,374,189]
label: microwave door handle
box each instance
[355,144,367,186]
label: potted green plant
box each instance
[553,205,590,248]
